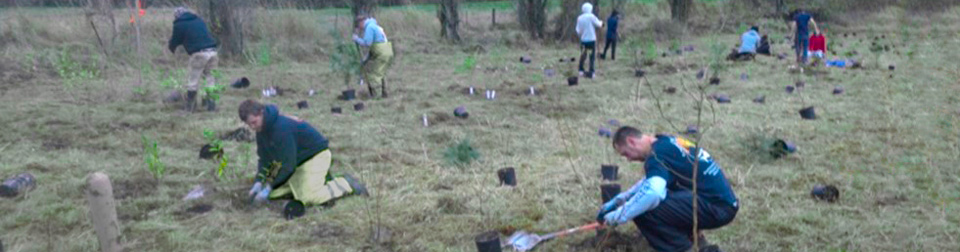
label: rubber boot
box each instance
[183,91,197,112]
[203,97,216,111]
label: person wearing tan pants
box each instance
[168,7,218,112]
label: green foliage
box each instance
[442,139,480,167]
[54,48,99,88]
[248,43,272,66]
[708,40,727,74]
[160,69,185,90]
[644,40,658,62]
[141,135,165,181]
[202,129,231,180]
[454,54,476,74]
[201,84,226,102]
[328,27,362,86]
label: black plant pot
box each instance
[715,94,731,103]
[799,106,816,120]
[709,77,720,85]
[635,69,645,77]
[297,100,309,109]
[497,167,516,187]
[199,144,222,160]
[0,173,36,198]
[833,86,844,95]
[342,89,357,101]
[795,81,805,88]
[231,77,250,89]
[686,125,699,135]
[600,183,621,203]
[888,65,895,71]
[811,184,840,202]
[753,95,766,104]
[206,100,216,111]
[454,106,469,119]
[785,85,795,94]
[283,200,306,220]
[474,231,502,252]
[354,102,365,111]
[696,70,705,80]
[568,76,579,86]
[570,57,576,62]
[664,86,677,94]
[770,139,797,158]
[601,165,618,181]
[331,107,342,114]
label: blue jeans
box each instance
[795,34,809,63]
[631,190,738,252]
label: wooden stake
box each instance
[85,172,121,252]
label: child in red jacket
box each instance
[808,32,826,60]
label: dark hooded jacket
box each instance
[255,105,329,188]
[168,12,217,55]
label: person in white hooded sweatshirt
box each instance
[576,2,603,78]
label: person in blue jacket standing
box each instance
[600,10,620,60]
[597,126,738,252]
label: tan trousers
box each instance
[268,150,354,206]
[186,50,218,91]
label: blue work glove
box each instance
[603,208,629,226]
[248,182,263,197]
[596,201,618,223]
[253,186,272,204]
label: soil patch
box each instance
[570,231,649,252]
[313,223,346,239]
[875,194,907,206]
[221,127,254,142]
[113,178,158,200]
[41,137,71,150]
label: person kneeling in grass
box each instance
[240,100,367,218]
[596,126,738,252]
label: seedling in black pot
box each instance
[715,94,731,103]
[454,106,469,119]
[635,69,645,78]
[475,231,502,252]
[231,77,250,89]
[331,107,342,114]
[600,183,621,203]
[664,86,677,94]
[297,101,309,109]
[709,77,721,85]
[795,81,805,88]
[770,139,797,158]
[785,86,795,94]
[601,164,618,181]
[833,86,844,95]
[568,77,579,86]
[341,89,357,101]
[354,102,365,111]
[598,127,612,138]
[888,65,895,71]
[199,144,222,160]
[811,184,840,203]
[686,125,699,135]
[753,95,765,104]
[497,167,517,187]
[799,106,816,120]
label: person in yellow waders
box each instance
[240,100,367,219]
[353,15,394,98]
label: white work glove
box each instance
[352,34,364,44]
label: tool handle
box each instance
[541,222,602,240]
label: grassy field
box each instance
[1,2,959,252]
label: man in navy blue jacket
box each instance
[597,126,738,252]
[600,10,620,60]
[239,100,367,218]
[168,7,218,112]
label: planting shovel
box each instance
[505,222,602,251]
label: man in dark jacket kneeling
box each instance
[239,100,367,219]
